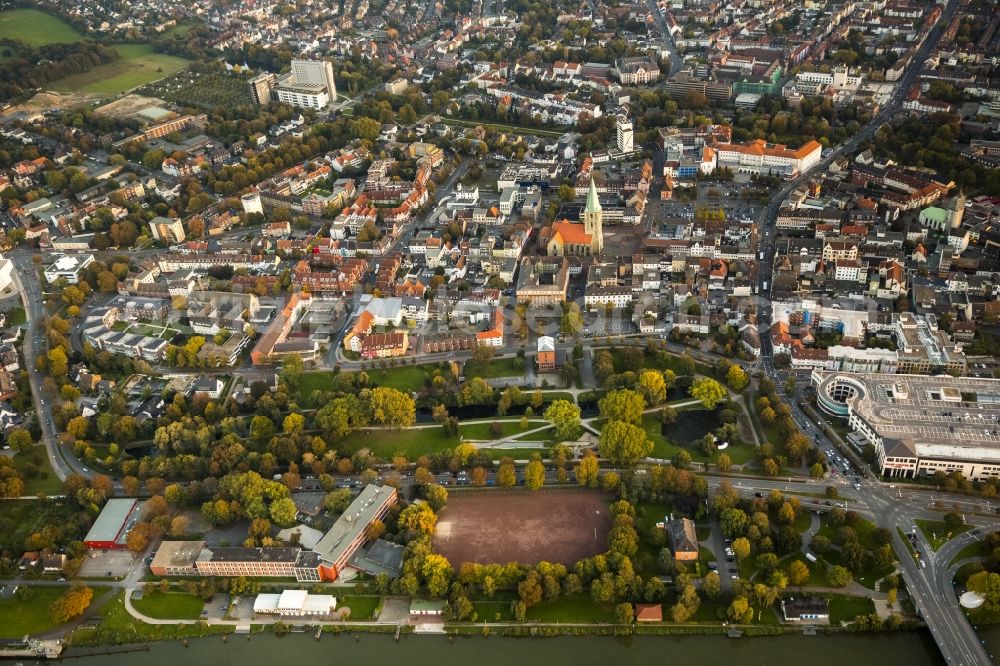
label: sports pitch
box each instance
[433,490,611,566]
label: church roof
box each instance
[550,219,593,246]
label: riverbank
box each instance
[60,630,947,665]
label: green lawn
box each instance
[69,591,230,646]
[949,540,986,566]
[51,44,189,94]
[338,426,457,458]
[641,409,753,466]
[827,595,875,624]
[792,510,813,534]
[915,519,971,551]
[464,357,526,380]
[781,553,828,587]
[0,9,82,45]
[486,447,548,460]
[0,586,70,637]
[523,594,616,622]
[298,366,433,404]
[471,599,514,622]
[3,306,26,325]
[10,450,63,495]
[131,591,204,619]
[512,427,554,441]
[460,420,546,440]
[338,595,379,620]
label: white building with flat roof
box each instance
[44,253,95,284]
[814,371,1000,482]
[253,590,336,616]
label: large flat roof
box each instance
[313,484,396,566]
[84,498,142,544]
[816,372,1000,461]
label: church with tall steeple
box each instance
[545,177,604,257]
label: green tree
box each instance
[788,559,810,585]
[6,428,32,454]
[615,602,634,624]
[268,497,298,527]
[363,387,416,427]
[689,377,727,409]
[725,364,749,391]
[575,452,599,488]
[598,420,653,465]
[635,369,667,405]
[524,460,545,490]
[598,389,646,425]
[424,483,449,511]
[545,400,581,441]
[50,585,93,623]
[826,565,852,588]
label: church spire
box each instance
[585,176,601,213]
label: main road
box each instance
[749,0,987,662]
[8,251,81,482]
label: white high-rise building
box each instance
[275,59,337,110]
[616,115,633,153]
[291,59,336,100]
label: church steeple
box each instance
[583,176,603,255]
[948,189,965,229]
[585,176,602,214]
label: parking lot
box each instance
[76,549,135,579]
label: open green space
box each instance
[440,117,564,138]
[471,599,514,622]
[0,586,70,637]
[464,357,526,380]
[485,447,547,460]
[69,591,230,646]
[827,594,876,624]
[51,44,189,94]
[814,514,895,589]
[523,593,616,623]
[781,552,829,587]
[0,9,82,46]
[131,591,205,619]
[915,519,971,551]
[0,501,81,555]
[11,449,63,495]
[339,426,457,459]
[3,306,26,325]
[641,409,754,466]
[339,595,379,620]
[299,366,430,404]
[512,426,554,441]
[949,540,986,567]
[460,420,546,440]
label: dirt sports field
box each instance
[433,491,611,566]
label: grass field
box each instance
[0,586,68,637]
[524,593,617,622]
[0,9,82,46]
[51,44,189,94]
[69,591,231,646]
[131,592,205,620]
[464,357,526,379]
[915,518,971,551]
[460,419,546,440]
[298,367,431,405]
[828,595,875,624]
[11,449,63,495]
[338,595,380,620]
[338,426,458,458]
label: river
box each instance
[58,631,947,665]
